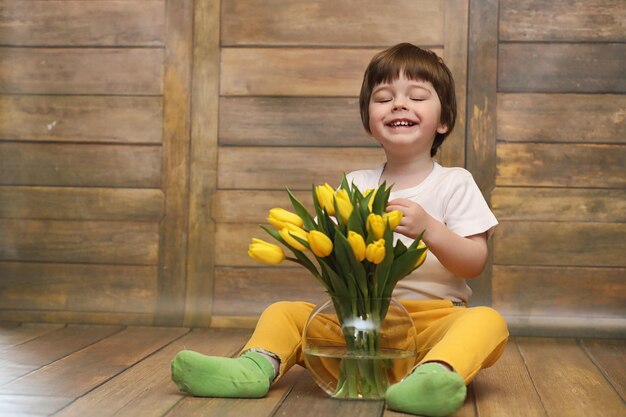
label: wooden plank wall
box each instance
[0,0,194,326]
[490,0,626,336]
[1,0,623,337]
[211,0,469,327]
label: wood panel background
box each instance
[0,0,624,337]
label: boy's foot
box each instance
[385,363,466,417]
[171,350,275,398]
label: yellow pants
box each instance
[242,299,509,384]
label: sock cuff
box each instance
[241,351,277,382]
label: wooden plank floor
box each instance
[0,323,624,417]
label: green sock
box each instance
[385,363,466,417]
[170,350,275,398]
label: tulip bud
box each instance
[308,230,333,257]
[248,238,285,265]
[335,189,353,223]
[347,231,366,261]
[279,223,309,252]
[364,188,377,212]
[367,213,385,240]
[415,241,428,268]
[267,208,304,230]
[365,239,386,264]
[315,183,336,215]
[383,210,403,230]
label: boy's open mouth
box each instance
[387,120,416,127]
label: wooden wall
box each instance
[0,0,624,337]
[488,0,626,336]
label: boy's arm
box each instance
[387,198,489,278]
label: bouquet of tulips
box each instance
[248,176,428,398]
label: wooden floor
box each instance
[0,323,624,417]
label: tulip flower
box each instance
[248,238,285,265]
[279,223,309,252]
[367,213,386,240]
[347,231,366,261]
[365,239,386,264]
[383,210,403,230]
[308,230,333,257]
[364,188,377,212]
[315,183,336,215]
[335,189,353,223]
[267,208,304,230]
[415,241,428,267]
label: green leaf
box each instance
[373,224,394,298]
[286,188,316,231]
[334,229,368,299]
[394,239,408,258]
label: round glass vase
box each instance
[302,297,417,400]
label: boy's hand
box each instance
[386,198,432,240]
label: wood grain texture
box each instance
[0,95,163,144]
[0,0,165,46]
[0,219,159,265]
[0,142,162,188]
[0,324,122,385]
[215,223,278,267]
[213,267,327,316]
[0,394,72,417]
[0,323,65,349]
[217,146,385,190]
[492,265,626,317]
[0,326,187,397]
[221,47,440,96]
[500,0,626,42]
[222,0,444,47]
[0,47,163,95]
[493,222,625,267]
[0,262,157,313]
[183,0,220,328]
[275,369,385,416]
[0,310,154,326]
[439,0,468,169]
[581,339,626,401]
[0,186,164,221]
[497,93,626,143]
[473,340,547,417]
[491,187,626,223]
[498,43,626,93]
[156,0,193,326]
[496,143,626,188]
[212,190,313,223]
[53,328,250,417]
[517,337,625,417]
[219,97,370,147]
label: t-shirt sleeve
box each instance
[442,171,498,239]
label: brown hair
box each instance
[359,43,457,157]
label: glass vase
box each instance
[302,297,417,400]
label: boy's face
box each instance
[368,73,448,156]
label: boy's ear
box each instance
[437,123,449,134]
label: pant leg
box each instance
[402,300,509,384]
[241,301,345,381]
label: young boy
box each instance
[171,43,509,417]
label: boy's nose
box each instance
[393,97,407,110]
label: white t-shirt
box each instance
[345,162,498,304]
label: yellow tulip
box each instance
[365,239,386,264]
[347,231,366,261]
[267,208,304,229]
[335,189,353,223]
[367,213,386,240]
[279,223,308,252]
[415,241,428,268]
[308,230,333,257]
[364,188,377,212]
[315,183,336,215]
[248,238,285,265]
[383,210,403,230]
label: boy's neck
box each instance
[380,155,435,190]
